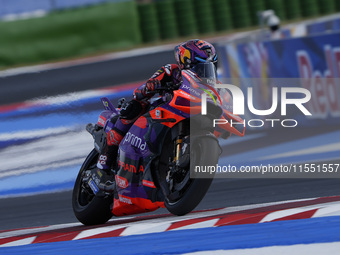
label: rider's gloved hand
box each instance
[144,78,161,94]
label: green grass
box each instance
[0,1,141,68]
[0,0,339,70]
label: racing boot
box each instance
[97,144,118,173]
[96,144,118,193]
[96,129,124,193]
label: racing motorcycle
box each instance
[72,62,245,225]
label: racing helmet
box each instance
[174,39,218,70]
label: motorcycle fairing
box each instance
[76,63,246,222]
[112,102,189,216]
[111,64,245,216]
[112,152,163,216]
[101,97,118,114]
[97,110,113,128]
[97,97,120,128]
[112,194,164,216]
[181,69,245,137]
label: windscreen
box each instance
[192,62,217,81]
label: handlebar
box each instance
[145,81,180,94]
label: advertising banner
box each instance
[218,32,340,127]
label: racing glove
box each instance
[144,78,161,94]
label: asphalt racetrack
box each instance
[1,171,340,231]
[0,47,175,106]
[0,48,340,242]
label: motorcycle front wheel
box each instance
[163,136,219,216]
[72,149,113,225]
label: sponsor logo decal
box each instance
[297,47,340,118]
[123,132,146,150]
[118,160,144,173]
[142,180,156,188]
[119,195,132,204]
[164,64,172,75]
[179,90,199,101]
[96,169,103,177]
[182,84,200,97]
[97,115,106,126]
[88,179,99,194]
[115,175,128,189]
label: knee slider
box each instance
[107,129,124,146]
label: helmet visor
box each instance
[192,62,217,81]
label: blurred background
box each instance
[1,0,340,69]
[1,0,340,230]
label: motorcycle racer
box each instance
[96,39,218,190]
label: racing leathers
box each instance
[96,64,182,174]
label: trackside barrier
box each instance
[284,0,301,20]
[229,0,251,28]
[247,0,266,26]
[211,0,233,31]
[155,0,178,39]
[264,0,286,20]
[318,0,336,15]
[306,15,340,35]
[137,0,340,43]
[193,0,215,34]
[1,0,340,67]
[218,32,340,128]
[300,0,319,17]
[138,3,160,42]
[173,0,197,36]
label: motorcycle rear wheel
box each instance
[72,149,113,225]
[164,136,219,216]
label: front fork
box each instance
[172,121,186,169]
[174,137,183,166]
[167,122,188,184]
